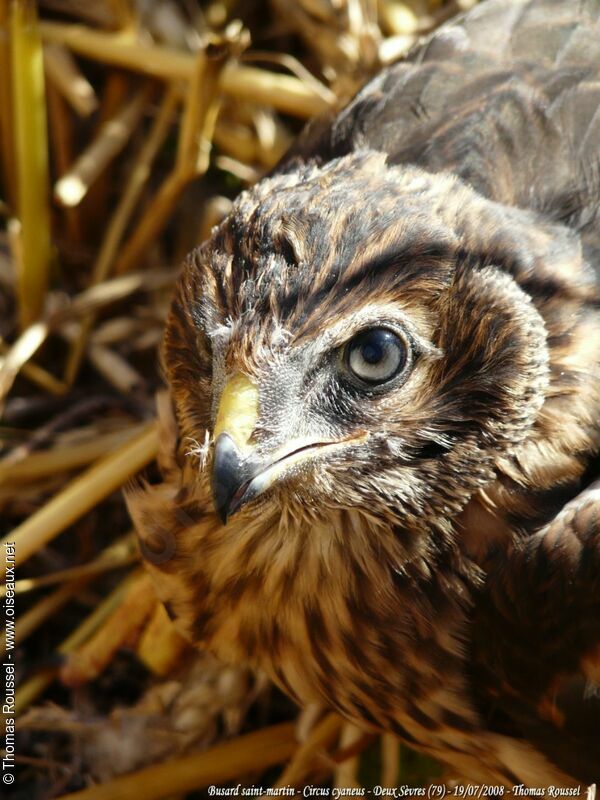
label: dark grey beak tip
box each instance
[211,433,252,524]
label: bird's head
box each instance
[164,151,552,532]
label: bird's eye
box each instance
[344,328,408,385]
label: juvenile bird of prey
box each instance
[127,0,600,786]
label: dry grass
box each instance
[0,1,474,796]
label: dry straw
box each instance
[0,422,157,576]
[10,0,52,327]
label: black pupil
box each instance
[361,336,387,364]
[354,330,397,364]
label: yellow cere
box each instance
[213,372,260,453]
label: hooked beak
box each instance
[210,372,367,524]
[211,371,260,523]
[211,431,260,523]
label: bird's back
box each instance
[288,0,600,263]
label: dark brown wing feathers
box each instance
[288,0,600,259]
[470,482,600,782]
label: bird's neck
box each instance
[176,494,477,702]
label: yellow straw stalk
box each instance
[11,0,52,327]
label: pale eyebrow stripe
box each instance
[307,307,443,361]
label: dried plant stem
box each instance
[378,0,428,35]
[106,0,136,30]
[214,116,290,170]
[0,0,16,208]
[64,85,179,384]
[253,108,293,167]
[114,167,193,274]
[333,724,363,788]
[86,342,145,394]
[40,21,331,118]
[6,533,136,596]
[332,730,375,765]
[219,64,331,119]
[8,359,66,396]
[11,0,52,327]
[379,33,415,65]
[55,86,151,207]
[55,721,297,800]
[242,50,335,105]
[0,422,157,578]
[91,87,178,286]
[213,120,259,165]
[13,669,56,717]
[273,713,344,788]
[60,572,157,686]
[269,0,374,82]
[136,603,190,677]
[3,577,87,651]
[40,21,194,81]
[46,80,83,244]
[0,426,147,484]
[198,195,232,243]
[15,570,141,714]
[177,37,232,174]
[215,154,260,184]
[0,267,174,403]
[66,268,176,317]
[44,42,98,116]
[101,40,246,275]
[0,320,49,406]
[81,70,130,228]
[67,322,152,378]
[0,337,66,396]
[177,50,209,171]
[381,733,401,787]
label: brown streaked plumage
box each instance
[127,0,600,786]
